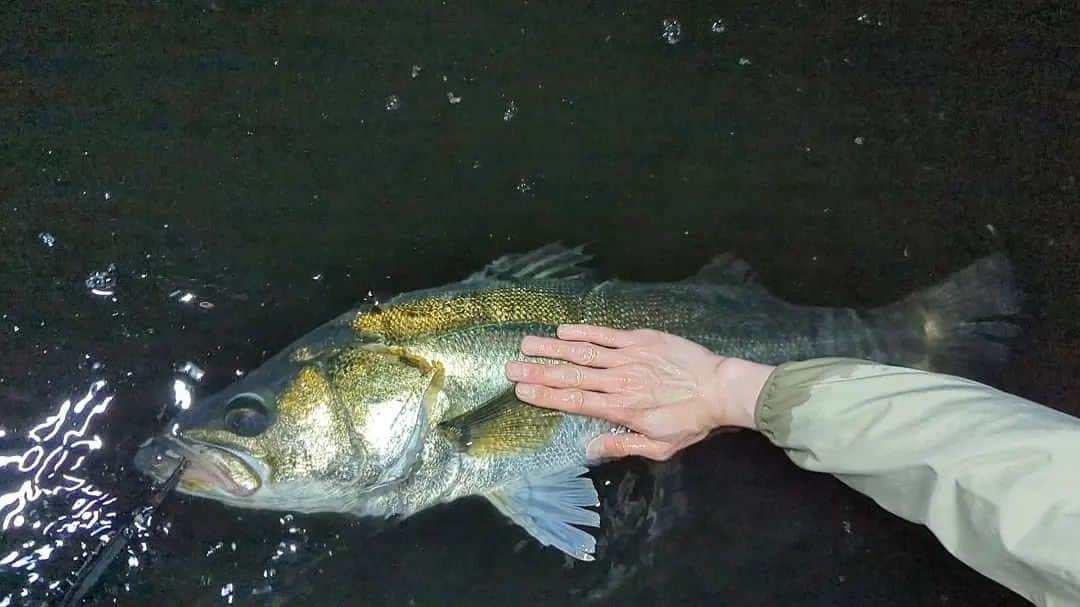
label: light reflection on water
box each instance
[0,380,126,604]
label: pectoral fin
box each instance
[486,466,601,561]
[437,388,563,456]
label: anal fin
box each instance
[486,466,601,561]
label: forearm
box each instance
[747,357,1080,606]
[711,357,775,430]
[510,322,1080,603]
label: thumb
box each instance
[587,433,677,461]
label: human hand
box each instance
[505,324,774,461]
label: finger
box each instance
[506,361,631,393]
[514,383,635,425]
[556,324,646,349]
[587,433,677,461]
[520,335,627,368]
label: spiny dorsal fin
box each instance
[684,253,761,286]
[463,242,597,282]
[437,387,562,456]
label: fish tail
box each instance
[868,253,1025,381]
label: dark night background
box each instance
[1,1,1078,605]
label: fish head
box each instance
[135,338,443,512]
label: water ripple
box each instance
[0,380,120,603]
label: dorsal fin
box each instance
[463,243,596,282]
[684,253,761,286]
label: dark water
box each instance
[2,2,1078,605]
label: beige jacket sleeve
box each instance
[754,358,1080,607]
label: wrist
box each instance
[708,356,775,430]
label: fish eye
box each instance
[224,393,270,437]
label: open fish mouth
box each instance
[134,435,262,497]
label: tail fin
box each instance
[877,253,1024,380]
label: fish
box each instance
[134,243,1020,561]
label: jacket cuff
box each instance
[754,357,864,442]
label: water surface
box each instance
[2,2,1078,605]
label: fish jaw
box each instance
[134,435,264,499]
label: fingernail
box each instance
[515,383,535,399]
[557,325,579,339]
[585,437,604,460]
[505,362,525,381]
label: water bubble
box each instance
[446,92,462,104]
[38,233,56,248]
[503,100,518,122]
[385,95,400,111]
[515,178,532,193]
[660,18,682,45]
[854,136,865,145]
[410,64,422,78]
[711,19,727,34]
[85,264,117,297]
[168,291,197,305]
[172,379,194,410]
[738,57,752,66]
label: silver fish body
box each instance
[134,245,1019,560]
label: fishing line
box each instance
[57,457,187,607]
[58,361,206,606]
